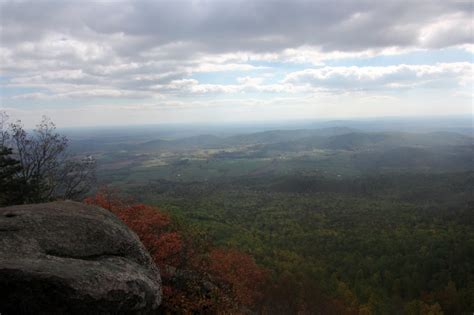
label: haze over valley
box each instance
[1,0,473,313]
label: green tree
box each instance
[0,147,29,206]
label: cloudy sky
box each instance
[0,0,473,127]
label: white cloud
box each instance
[284,63,473,91]
[0,0,473,126]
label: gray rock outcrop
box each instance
[0,201,161,314]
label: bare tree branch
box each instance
[4,115,96,203]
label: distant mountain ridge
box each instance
[69,126,473,157]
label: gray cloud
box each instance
[0,0,472,103]
[1,0,472,54]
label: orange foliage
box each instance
[85,187,268,313]
[85,188,181,270]
[209,248,268,307]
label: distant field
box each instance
[93,132,473,186]
[70,121,474,313]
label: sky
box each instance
[0,0,473,128]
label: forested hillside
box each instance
[75,124,474,314]
[131,172,474,313]
[3,0,473,313]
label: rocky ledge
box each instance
[0,201,161,314]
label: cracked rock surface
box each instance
[0,201,161,314]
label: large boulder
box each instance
[0,201,161,314]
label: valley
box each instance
[65,118,474,313]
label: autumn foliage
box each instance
[209,248,267,307]
[84,187,268,313]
